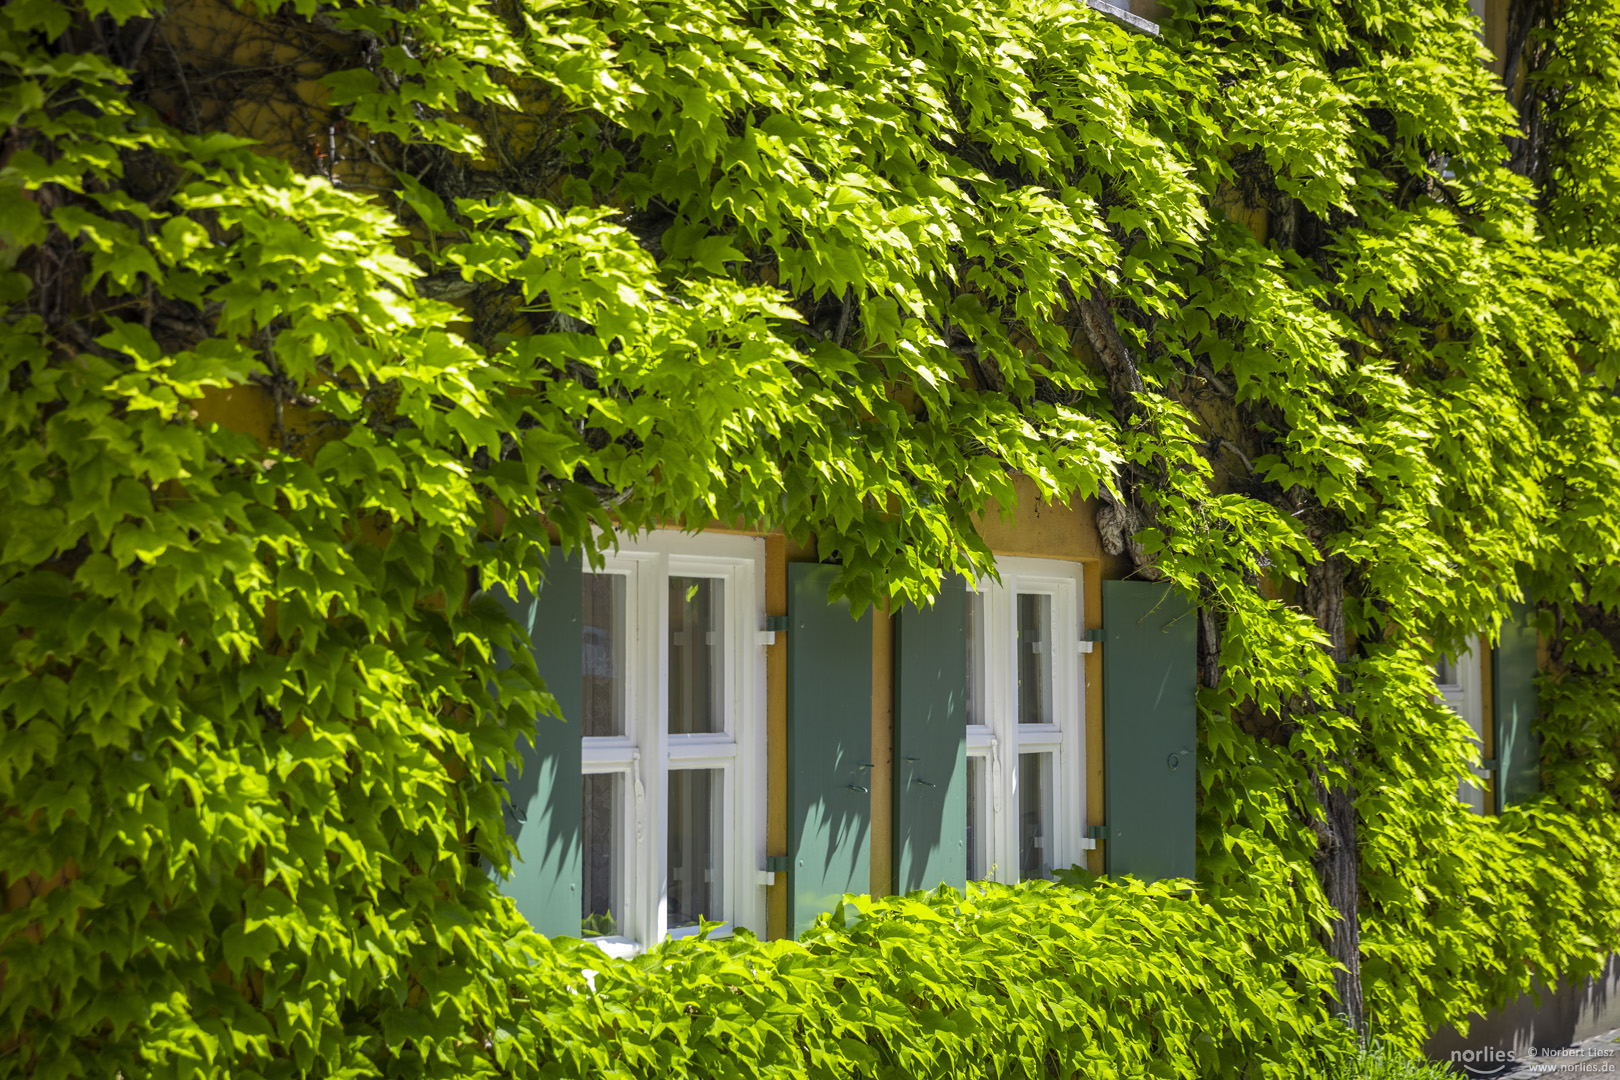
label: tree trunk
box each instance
[1077,280,1365,1027]
[1304,554,1366,1035]
[1073,288,1164,582]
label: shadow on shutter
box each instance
[1102,580,1196,882]
[1495,600,1541,810]
[488,546,584,936]
[787,563,872,938]
[893,576,968,895]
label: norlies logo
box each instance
[1451,1046,1519,1077]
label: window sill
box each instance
[584,935,643,960]
[666,921,735,942]
[581,924,736,960]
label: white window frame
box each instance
[965,556,1086,883]
[579,530,767,956]
[1435,634,1486,813]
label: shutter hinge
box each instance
[1086,825,1109,840]
[1479,758,1499,771]
[1079,627,1104,654]
[758,615,790,646]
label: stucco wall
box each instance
[1427,956,1620,1063]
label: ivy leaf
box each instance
[83,0,152,25]
[6,0,73,36]
[690,235,745,275]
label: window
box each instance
[1434,635,1486,813]
[965,557,1086,883]
[576,532,766,955]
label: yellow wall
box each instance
[191,384,275,448]
[1485,0,1509,77]
[870,604,895,900]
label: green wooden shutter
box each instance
[489,546,583,937]
[1495,601,1541,810]
[893,576,968,895]
[1102,580,1197,882]
[787,562,873,938]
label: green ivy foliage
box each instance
[506,877,1361,1079]
[4,0,1620,1074]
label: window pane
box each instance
[1018,753,1054,881]
[669,577,724,734]
[667,769,723,928]
[1017,594,1054,725]
[582,573,626,737]
[966,590,984,727]
[1434,654,1460,688]
[966,755,987,881]
[1459,768,1487,815]
[582,772,623,937]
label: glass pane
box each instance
[966,756,987,881]
[582,573,626,737]
[965,590,984,727]
[669,577,724,734]
[667,769,723,928]
[582,772,622,937]
[1434,654,1460,689]
[1017,594,1054,725]
[1018,752,1054,881]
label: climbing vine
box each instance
[4,0,1620,1074]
